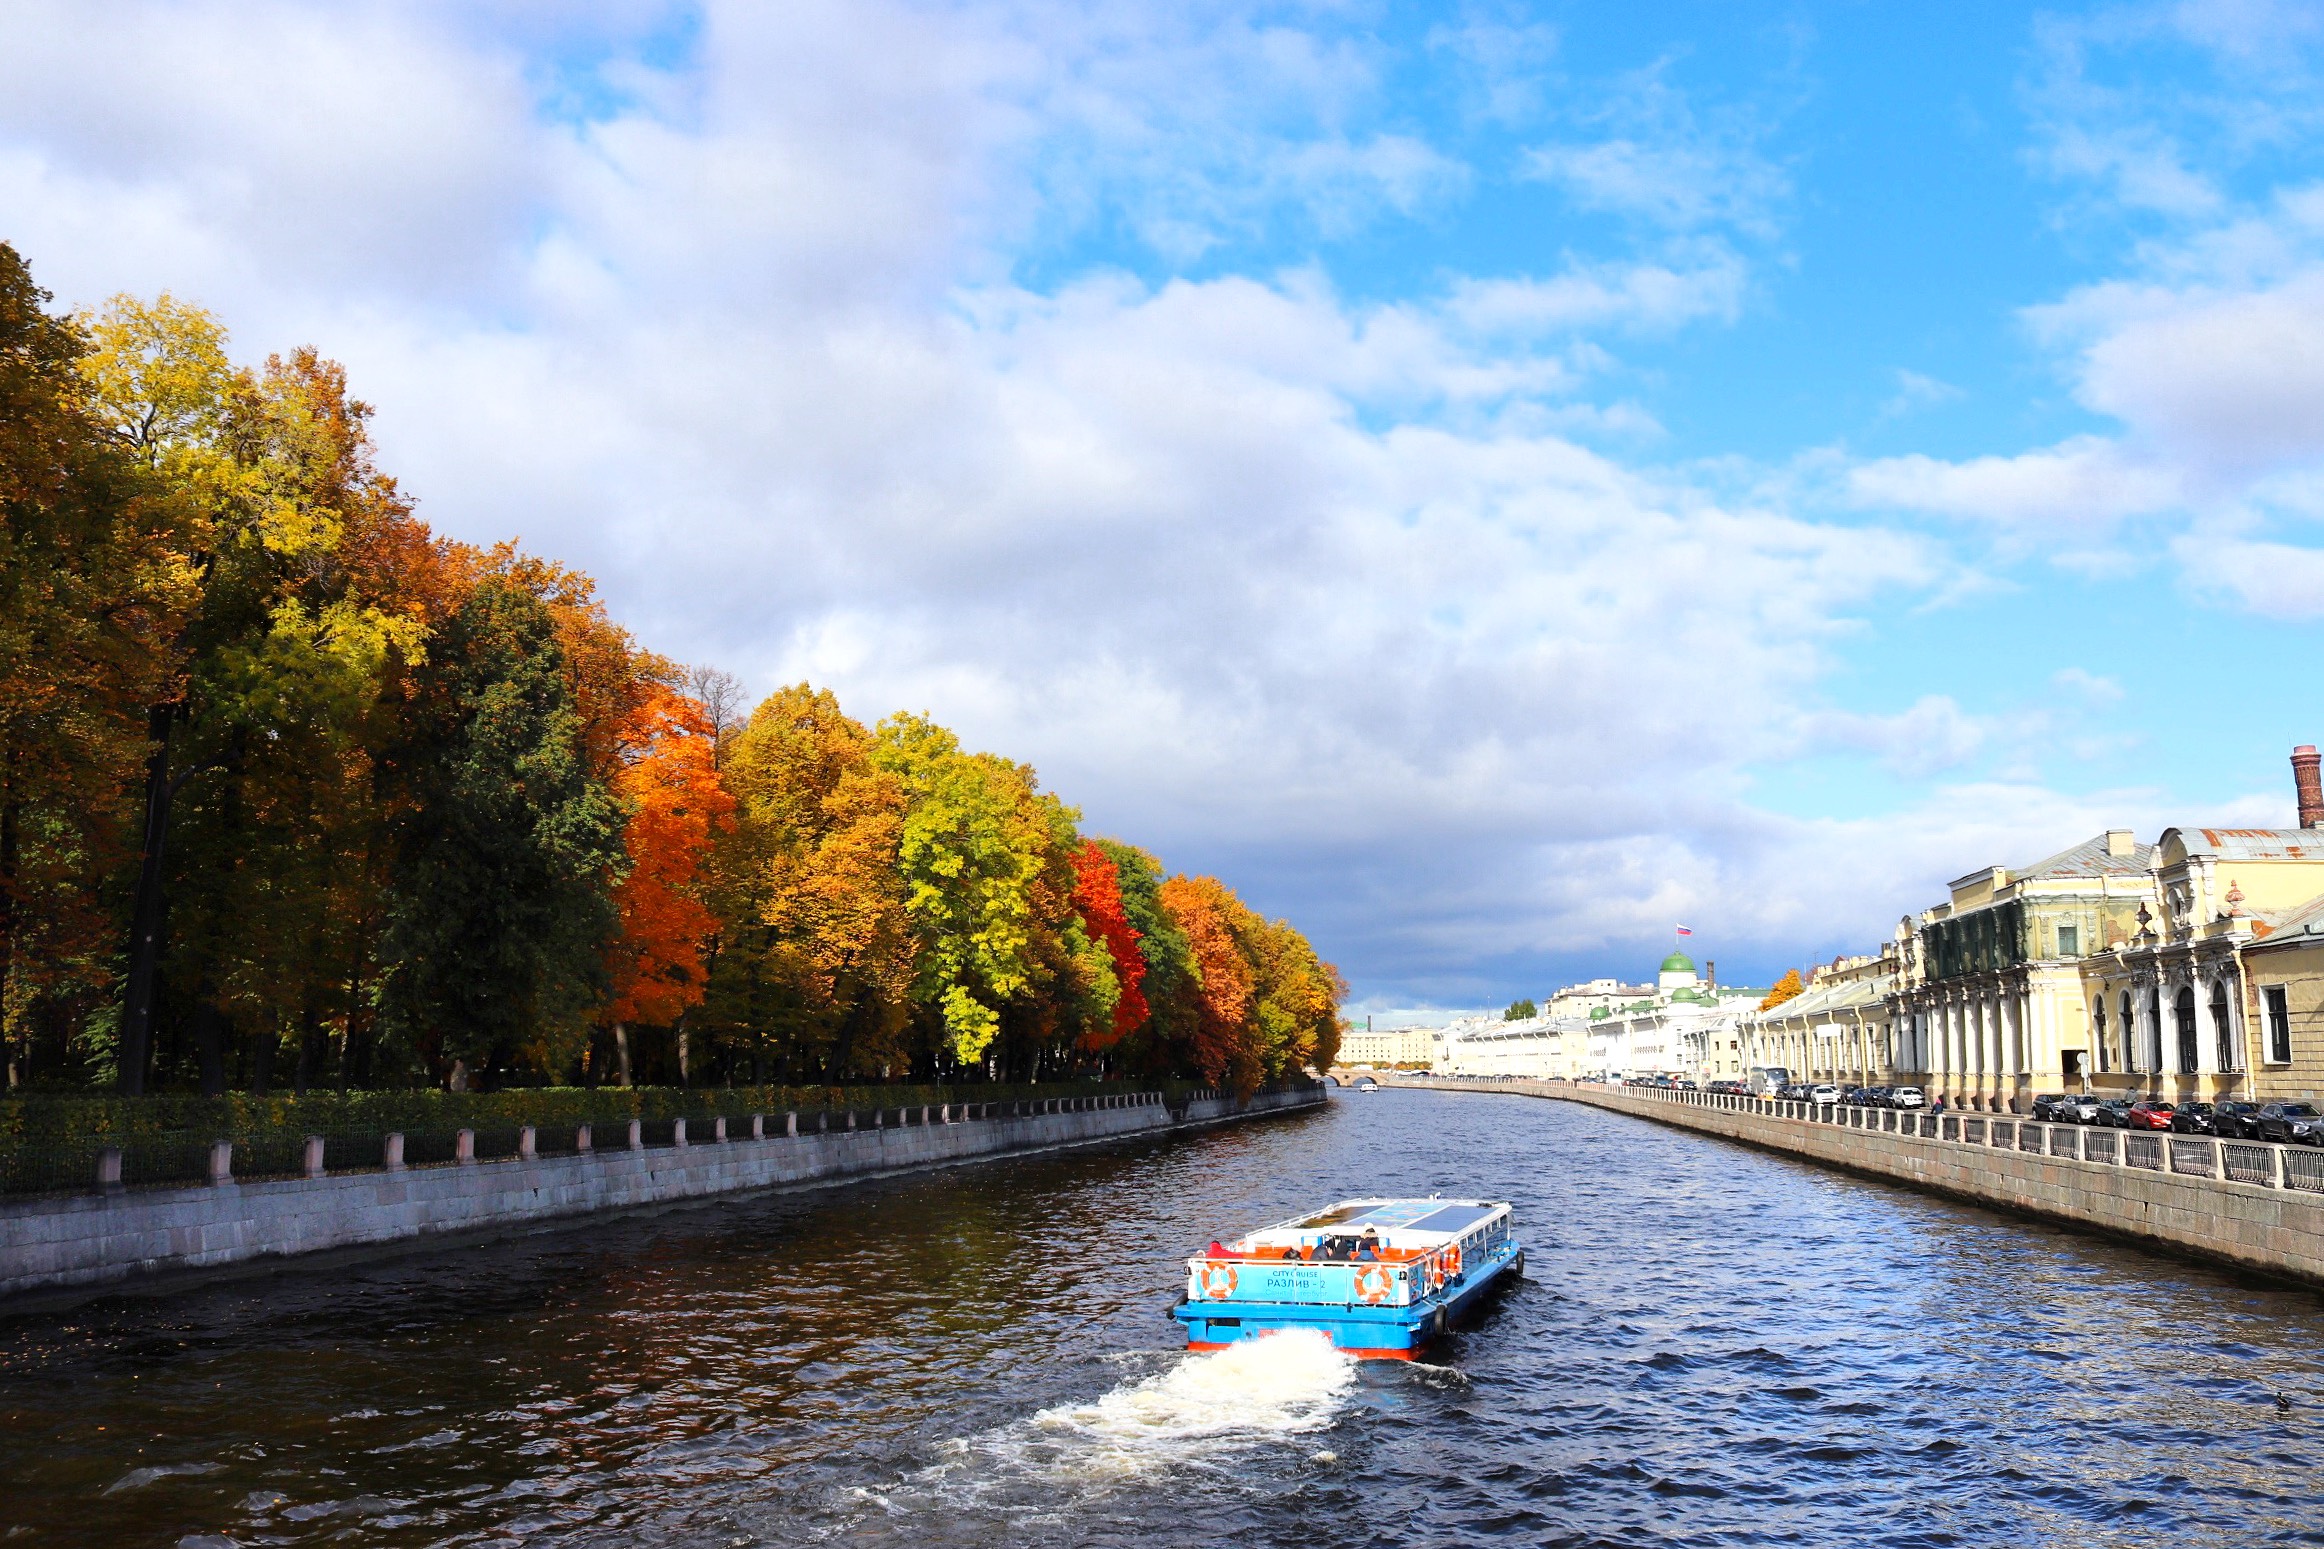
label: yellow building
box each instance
[1741,953,1897,1087]
[2237,894,2324,1098]
[1888,831,2156,1110]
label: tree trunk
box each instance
[677,1023,691,1086]
[191,985,228,1097]
[294,995,325,1096]
[613,1021,632,1087]
[0,783,17,1091]
[119,704,177,1095]
[250,1011,275,1095]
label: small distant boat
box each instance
[1170,1198,1522,1360]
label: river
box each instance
[3,1086,2322,1547]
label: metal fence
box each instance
[1565,1081,2324,1199]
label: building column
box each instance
[2002,994,2022,1111]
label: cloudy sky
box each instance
[6,1,2323,1009]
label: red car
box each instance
[2126,1099,2177,1131]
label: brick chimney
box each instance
[2297,745,2324,828]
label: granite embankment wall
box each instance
[1386,1077,2324,1286]
[0,1086,1326,1301]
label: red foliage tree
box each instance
[1071,840,1147,1049]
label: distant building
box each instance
[1437,953,1762,1081]
[1337,1024,1444,1068]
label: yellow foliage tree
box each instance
[1759,969,1806,1011]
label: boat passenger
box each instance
[1207,1239,1226,1258]
[1354,1229,1382,1262]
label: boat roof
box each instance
[1234,1197,1511,1249]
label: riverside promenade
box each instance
[0,1085,1325,1303]
[1376,1075,2324,1286]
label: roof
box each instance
[2012,832,2156,881]
[2173,828,2324,862]
[2244,890,2324,951]
[1659,951,1696,973]
[1748,970,1894,1023]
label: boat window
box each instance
[1407,1203,1499,1235]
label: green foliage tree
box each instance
[377,582,626,1084]
[871,713,1060,1069]
[1504,998,1537,1021]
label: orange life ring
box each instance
[1200,1262,1238,1299]
[1353,1264,1393,1304]
[1442,1244,1463,1279]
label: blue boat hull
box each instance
[1172,1242,1523,1359]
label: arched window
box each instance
[2212,979,2237,1071]
[2174,986,2198,1074]
[2147,988,2163,1073]
[2121,990,2138,1072]
[2094,1001,2109,1072]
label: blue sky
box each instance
[4,0,2323,1009]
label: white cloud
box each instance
[2173,533,2324,617]
[0,0,2098,999]
[1847,436,2182,526]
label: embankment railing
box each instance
[1434,1079,2324,1197]
[16,1091,1174,1201]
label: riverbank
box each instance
[0,1085,1326,1303]
[1379,1076,2324,1287]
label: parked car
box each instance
[2056,1094,2104,1124]
[1809,1084,1840,1104]
[1778,1083,1812,1101]
[2256,1101,2324,1145]
[2211,1100,2265,1139]
[2028,1093,2071,1122]
[2094,1099,2137,1127]
[1865,1086,1896,1107]
[2126,1099,2177,1131]
[1891,1086,1927,1109]
[2168,1101,2217,1135]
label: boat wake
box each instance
[1023,1328,1356,1480]
[841,1331,1355,1530]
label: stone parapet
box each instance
[1385,1077,2324,1286]
[0,1086,1327,1302]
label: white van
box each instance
[1891,1086,1927,1109]
[1809,1084,1840,1104]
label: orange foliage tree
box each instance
[600,686,734,1083]
[1759,968,1805,1011]
[1158,874,1258,1092]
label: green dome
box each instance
[1659,951,1697,974]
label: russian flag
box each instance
[1675,925,1693,936]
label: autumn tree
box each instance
[1760,969,1805,1011]
[0,248,190,1087]
[1095,838,1196,1077]
[1157,874,1259,1094]
[872,713,1059,1070]
[704,684,913,1083]
[1069,841,1145,1053]
[599,685,733,1085]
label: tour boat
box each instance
[1171,1197,1522,1360]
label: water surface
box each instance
[3,1086,2321,1547]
